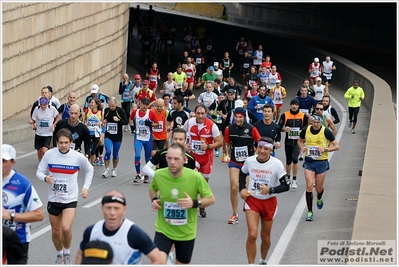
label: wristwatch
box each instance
[207,144,211,149]
[198,200,202,207]
[10,211,16,221]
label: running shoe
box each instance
[124,125,129,132]
[143,175,149,183]
[199,208,207,218]
[291,180,297,189]
[317,198,324,209]
[99,156,105,166]
[93,158,99,166]
[55,254,64,265]
[102,168,110,178]
[348,121,352,128]
[305,211,314,221]
[63,254,72,265]
[167,253,174,265]
[351,128,355,134]
[133,175,142,183]
[111,169,117,177]
[259,259,267,265]
[298,153,304,161]
[227,213,238,224]
[221,153,226,162]
[215,149,220,157]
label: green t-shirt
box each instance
[201,72,219,88]
[150,167,213,241]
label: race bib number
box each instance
[250,179,271,195]
[216,115,222,124]
[299,109,309,115]
[107,122,118,135]
[3,209,16,231]
[307,146,321,159]
[257,104,265,113]
[274,92,282,103]
[123,91,131,99]
[243,63,250,68]
[164,202,187,225]
[224,61,230,67]
[191,140,205,155]
[186,72,192,78]
[288,127,300,139]
[196,58,202,64]
[153,121,163,133]
[39,119,50,128]
[234,146,249,161]
[52,180,68,197]
[167,40,172,44]
[323,73,332,79]
[70,142,76,150]
[207,44,212,50]
[137,126,150,141]
[150,75,157,82]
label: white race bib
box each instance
[288,127,300,140]
[191,140,205,155]
[106,122,118,135]
[164,202,187,225]
[307,146,321,159]
[234,146,249,161]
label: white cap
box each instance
[2,144,16,160]
[213,62,219,67]
[91,84,99,94]
[275,80,281,84]
[314,57,319,62]
[234,99,244,108]
[316,77,322,82]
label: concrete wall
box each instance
[2,2,130,120]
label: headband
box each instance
[258,141,274,150]
[311,115,322,122]
[101,195,126,206]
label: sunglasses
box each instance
[315,108,324,110]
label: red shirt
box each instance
[134,89,156,106]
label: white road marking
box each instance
[83,198,102,208]
[31,225,52,240]
[268,71,347,264]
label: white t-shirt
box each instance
[32,105,59,136]
[241,155,286,200]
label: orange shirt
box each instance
[151,109,167,140]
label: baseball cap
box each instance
[316,77,322,82]
[290,98,300,105]
[213,62,219,67]
[227,89,235,94]
[275,80,281,84]
[314,57,319,62]
[142,80,149,85]
[2,144,16,160]
[134,74,141,79]
[235,99,244,108]
[39,96,49,105]
[141,97,150,104]
[234,107,246,117]
[208,66,214,71]
[82,240,113,264]
[91,84,99,94]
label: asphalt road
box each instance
[16,11,377,265]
